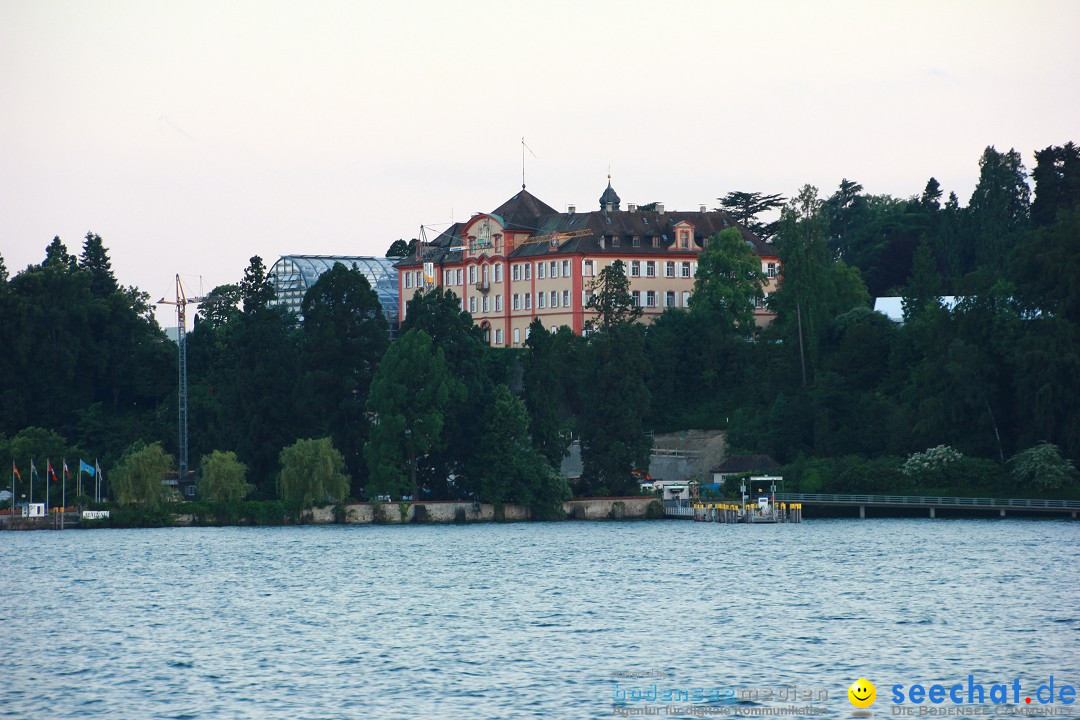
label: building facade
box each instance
[395,182,779,347]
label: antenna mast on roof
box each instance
[521,137,536,189]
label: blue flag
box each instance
[80,460,96,477]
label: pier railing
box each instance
[774,493,1080,515]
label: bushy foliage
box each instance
[278,437,349,508]
[198,450,253,504]
[110,442,173,508]
[901,445,964,476]
[1009,442,1078,491]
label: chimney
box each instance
[657,202,665,214]
[700,204,707,213]
[628,203,637,212]
[568,204,576,214]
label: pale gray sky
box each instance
[2,0,1077,328]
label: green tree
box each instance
[585,259,641,332]
[522,319,576,468]
[80,232,118,299]
[400,287,491,497]
[198,450,253,504]
[363,329,465,500]
[578,324,651,496]
[773,185,829,387]
[297,263,389,489]
[716,191,785,240]
[690,227,765,336]
[278,437,349,508]
[919,177,943,212]
[1030,142,1080,228]
[967,146,1030,273]
[901,238,943,322]
[386,239,416,258]
[1009,442,1078,492]
[111,442,173,508]
[771,185,870,387]
[240,256,276,314]
[43,236,76,270]
[468,385,570,516]
[195,284,242,329]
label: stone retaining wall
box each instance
[328,496,659,524]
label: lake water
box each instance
[2,519,1077,719]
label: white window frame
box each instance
[495,294,503,311]
[405,273,413,289]
[494,263,503,283]
[665,291,676,308]
[469,297,477,313]
[583,259,594,277]
[632,290,641,307]
[561,260,571,277]
[469,266,477,284]
[630,260,640,277]
[482,296,490,313]
[525,294,532,310]
[550,291,558,308]
[562,290,570,307]
[513,264,521,281]
[682,291,691,307]
[665,261,675,278]
[646,290,657,307]
[646,261,656,278]
[513,328,520,345]
[549,261,558,278]
[513,294,521,310]
[682,262,691,278]
[525,263,532,280]
[495,328,503,345]
[538,292,546,309]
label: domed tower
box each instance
[599,176,621,212]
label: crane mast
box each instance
[157,275,207,481]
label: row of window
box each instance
[627,260,696,279]
[630,290,692,309]
[483,324,565,347]
[412,257,711,289]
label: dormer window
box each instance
[679,231,689,249]
[652,237,660,248]
[632,236,640,247]
[612,235,620,247]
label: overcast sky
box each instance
[2,0,1077,328]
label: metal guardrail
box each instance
[775,493,1080,509]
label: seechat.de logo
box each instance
[850,679,877,708]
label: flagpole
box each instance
[29,460,33,506]
[61,458,66,530]
[46,458,50,518]
[95,458,101,503]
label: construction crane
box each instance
[157,275,212,481]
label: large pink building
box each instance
[395,182,779,347]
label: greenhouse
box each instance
[269,255,399,335]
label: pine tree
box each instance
[80,232,118,298]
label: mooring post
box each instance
[859,505,865,519]
[1000,509,1005,517]
[930,508,936,518]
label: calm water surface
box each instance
[2,519,1077,719]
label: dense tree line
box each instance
[3,141,1078,511]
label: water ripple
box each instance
[1,519,1077,719]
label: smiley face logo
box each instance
[848,678,876,708]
